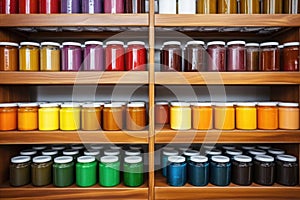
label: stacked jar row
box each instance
[160,41,300,72]
[0,0,146,14]
[155,102,299,130]
[0,102,147,131]
[0,41,147,71]
[159,0,299,14]
[160,144,298,187]
[10,144,144,187]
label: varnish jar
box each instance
[19,42,40,71]
[214,103,235,130]
[162,150,179,177]
[19,0,38,13]
[76,156,97,187]
[82,0,102,13]
[276,155,299,186]
[184,41,205,72]
[197,0,217,14]
[60,103,81,131]
[240,0,260,13]
[167,156,187,186]
[38,103,60,131]
[18,102,38,131]
[124,156,144,187]
[170,102,191,130]
[282,42,299,71]
[61,42,82,71]
[0,103,17,131]
[263,0,283,14]
[126,41,147,71]
[257,102,278,130]
[191,102,213,130]
[53,156,74,187]
[205,149,222,159]
[0,0,18,13]
[0,42,18,71]
[257,145,272,150]
[183,150,200,162]
[260,42,280,71]
[10,156,31,187]
[248,149,267,158]
[227,41,246,71]
[31,156,53,186]
[284,0,299,14]
[188,156,209,186]
[268,148,285,157]
[39,0,60,13]
[232,155,253,186]
[126,102,146,131]
[245,43,260,71]
[40,42,61,71]
[207,41,226,71]
[155,102,169,125]
[42,149,58,160]
[103,103,123,131]
[161,41,182,72]
[125,0,145,13]
[159,0,176,13]
[225,149,243,159]
[104,0,124,13]
[99,156,120,187]
[20,149,37,158]
[61,0,81,13]
[210,156,231,186]
[178,0,196,14]
[218,0,237,13]
[83,41,104,71]
[235,102,257,130]
[81,103,101,131]
[278,102,299,130]
[105,41,125,71]
[63,149,80,161]
[254,155,275,186]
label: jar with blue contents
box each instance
[167,156,187,186]
[162,150,179,177]
[205,148,222,160]
[183,150,200,161]
[210,156,231,186]
[188,156,209,186]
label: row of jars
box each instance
[159,0,299,14]
[160,41,300,72]
[0,102,147,131]
[155,101,299,130]
[0,0,146,14]
[0,41,147,71]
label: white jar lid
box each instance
[106,41,124,46]
[32,145,47,150]
[20,42,40,47]
[186,41,205,46]
[168,156,185,163]
[94,102,105,106]
[183,150,200,157]
[39,103,59,108]
[77,156,95,163]
[71,144,84,150]
[101,155,119,163]
[170,102,190,107]
[18,102,39,107]
[163,150,179,156]
[51,145,66,151]
[90,144,104,150]
[127,102,145,108]
[0,103,18,107]
[276,154,297,162]
[104,103,122,108]
[42,150,58,156]
[245,43,260,47]
[278,102,299,107]
[155,101,169,106]
[0,42,19,47]
[257,102,278,107]
[236,102,257,107]
[190,155,208,163]
[260,42,279,47]
[104,149,120,156]
[20,149,37,156]
[85,41,103,46]
[191,102,212,107]
[241,145,255,150]
[110,146,122,150]
[255,155,274,162]
[283,42,300,47]
[63,149,79,155]
[127,41,145,46]
[62,42,82,47]
[268,148,285,155]
[84,150,100,156]
[234,155,252,163]
[257,145,271,150]
[61,103,80,108]
[111,101,127,106]
[207,41,226,46]
[33,156,52,163]
[202,144,215,150]
[125,156,143,164]
[222,145,236,150]
[163,41,181,46]
[11,156,31,164]
[249,149,266,155]
[54,156,73,164]
[129,145,143,151]
[162,146,175,151]
[41,42,61,47]
[179,147,192,151]
[214,102,234,107]
[125,150,141,156]
[211,156,230,163]
[226,149,242,155]
[82,103,100,108]
[205,149,222,155]
[227,41,246,46]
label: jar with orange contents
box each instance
[257,102,278,130]
[214,103,235,130]
[191,102,213,130]
[18,102,38,131]
[103,104,123,131]
[0,103,18,131]
[126,102,146,131]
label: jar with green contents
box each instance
[10,156,31,187]
[123,156,144,187]
[19,42,40,71]
[76,156,97,187]
[31,156,53,186]
[53,156,74,187]
[99,156,120,187]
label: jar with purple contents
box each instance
[104,0,124,13]
[82,0,103,13]
[83,41,104,71]
[61,0,81,13]
[161,41,182,72]
[207,41,226,71]
[227,41,246,71]
[62,42,82,71]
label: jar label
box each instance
[46,0,51,13]
[89,0,94,14]
[6,0,10,13]
[112,0,116,13]
[67,0,73,13]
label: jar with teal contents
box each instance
[205,148,222,160]
[53,156,74,187]
[162,150,179,177]
[210,156,231,186]
[99,156,120,187]
[183,150,200,161]
[188,156,209,186]
[167,156,187,186]
[123,156,144,187]
[76,156,97,187]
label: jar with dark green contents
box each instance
[123,156,144,187]
[99,156,120,187]
[31,156,53,186]
[63,149,80,161]
[53,156,74,187]
[42,149,58,160]
[10,156,31,186]
[76,156,97,187]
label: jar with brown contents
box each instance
[126,102,146,131]
[103,103,123,131]
[240,0,261,13]
[263,0,283,14]
[0,42,18,71]
[81,103,102,131]
[197,0,217,13]
[260,42,280,71]
[218,0,238,14]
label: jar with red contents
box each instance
[0,0,18,13]
[39,0,60,13]
[227,41,246,71]
[207,41,226,71]
[161,41,182,72]
[283,42,299,71]
[126,41,147,71]
[19,0,38,13]
[105,41,125,71]
[260,42,280,71]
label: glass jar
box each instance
[268,148,285,157]
[260,42,280,71]
[214,103,235,130]
[240,0,261,13]
[254,155,275,186]
[276,155,299,186]
[162,150,179,177]
[83,41,104,71]
[227,41,246,71]
[235,102,257,130]
[126,102,146,131]
[205,149,222,160]
[225,149,243,159]
[103,103,123,131]
[63,149,80,161]
[39,0,60,13]
[18,102,38,131]
[105,41,125,71]
[10,156,31,187]
[191,102,213,130]
[84,150,100,160]
[20,149,37,159]
[184,41,205,72]
[245,43,260,71]
[207,41,226,71]
[82,0,102,13]
[155,102,169,125]
[159,0,176,13]
[282,42,299,71]
[40,42,60,71]
[188,156,209,186]
[0,0,18,13]
[53,156,74,187]
[62,42,82,71]
[123,156,144,187]
[284,0,299,14]
[76,156,97,187]
[167,156,187,186]
[31,156,53,186]
[248,149,267,158]
[125,0,145,13]
[81,103,101,131]
[170,102,191,130]
[178,0,196,14]
[263,0,283,14]
[125,150,141,157]
[257,102,279,130]
[278,102,299,130]
[19,42,40,71]
[39,103,59,131]
[210,156,231,186]
[60,103,81,131]
[61,0,81,13]
[161,41,182,72]
[126,41,147,71]
[197,0,217,14]
[241,145,255,153]
[0,42,18,71]
[232,155,253,186]
[0,103,17,131]
[42,149,58,159]
[218,0,237,13]
[99,156,120,187]
[183,150,200,161]
[104,149,121,160]
[104,0,124,13]
[257,145,272,150]
[19,0,38,13]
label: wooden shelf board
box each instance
[0,131,148,144]
[0,14,149,27]
[155,126,300,143]
[0,72,148,85]
[155,14,300,27]
[155,72,300,85]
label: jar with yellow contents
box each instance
[81,103,102,131]
[39,103,60,131]
[19,42,40,71]
[18,102,39,131]
[170,102,191,130]
[235,102,257,130]
[214,103,235,130]
[60,103,81,131]
[40,42,61,71]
